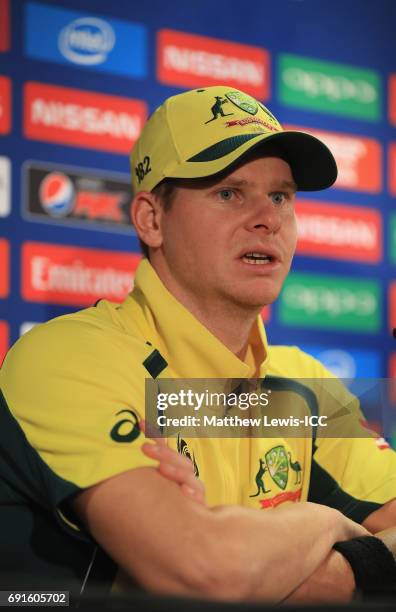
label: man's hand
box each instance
[287,525,396,603]
[363,498,396,533]
[285,514,396,603]
[375,526,396,559]
[140,421,206,505]
[284,550,356,603]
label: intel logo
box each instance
[58,17,115,65]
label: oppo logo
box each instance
[282,68,376,103]
[58,17,115,65]
[283,285,376,317]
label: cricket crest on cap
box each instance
[225,91,258,115]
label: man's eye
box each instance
[219,189,235,201]
[271,192,286,205]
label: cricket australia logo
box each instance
[225,91,258,115]
[250,446,303,508]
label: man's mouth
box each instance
[241,252,274,265]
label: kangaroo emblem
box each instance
[250,458,271,497]
[205,96,233,124]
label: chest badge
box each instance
[266,445,289,490]
[250,446,304,508]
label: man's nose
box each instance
[246,199,282,234]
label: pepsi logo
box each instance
[39,172,75,217]
[58,17,115,65]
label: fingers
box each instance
[140,419,206,505]
[180,481,206,505]
[141,440,206,505]
[157,461,205,505]
[140,420,167,447]
[142,440,195,472]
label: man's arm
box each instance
[362,499,396,532]
[284,499,396,602]
[73,467,367,603]
[142,440,358,604]
[141,434,386,604]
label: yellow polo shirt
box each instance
[1,258,395,587]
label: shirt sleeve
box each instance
[0,314,156,495]
[304,357,396,521]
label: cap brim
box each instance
[164,130,337,192]
[263,131,338,191]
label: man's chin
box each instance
[230,292,279,311]
[237,278,283,305]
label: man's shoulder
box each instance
[267,344,333,379]
[0,301,153,396]
[6,300,148,358]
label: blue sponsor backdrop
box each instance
[298,345,382,380]
[25,2,147,78]
[1,0,396,433]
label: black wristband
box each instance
[333,536,396,596]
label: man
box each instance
[1,85,396,602]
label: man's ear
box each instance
[131,191,163,249]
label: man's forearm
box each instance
[209,501,365,602]
[140,435,369,601]
[283,550,356,604]
[74,468,367,603]
[284,507,396,604]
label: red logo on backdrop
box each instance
[0,239,9,298]
[296,200,382,263]
[389,353,396,406]
[0,321,9,366]
[390,354,396,378]
[0,76,11,134]
[0,0,10,52]
[389,75,396,126]
[388,144,396,196]
[157,29,270,100]
[261,305,271,323]
[22,242,141,307]
[358,418,389,450]
[286,125,382,194]
[23,82,147,154]
[389,283,396,334]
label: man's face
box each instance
[154,155,298,311]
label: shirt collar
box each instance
[122,259,269,379]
